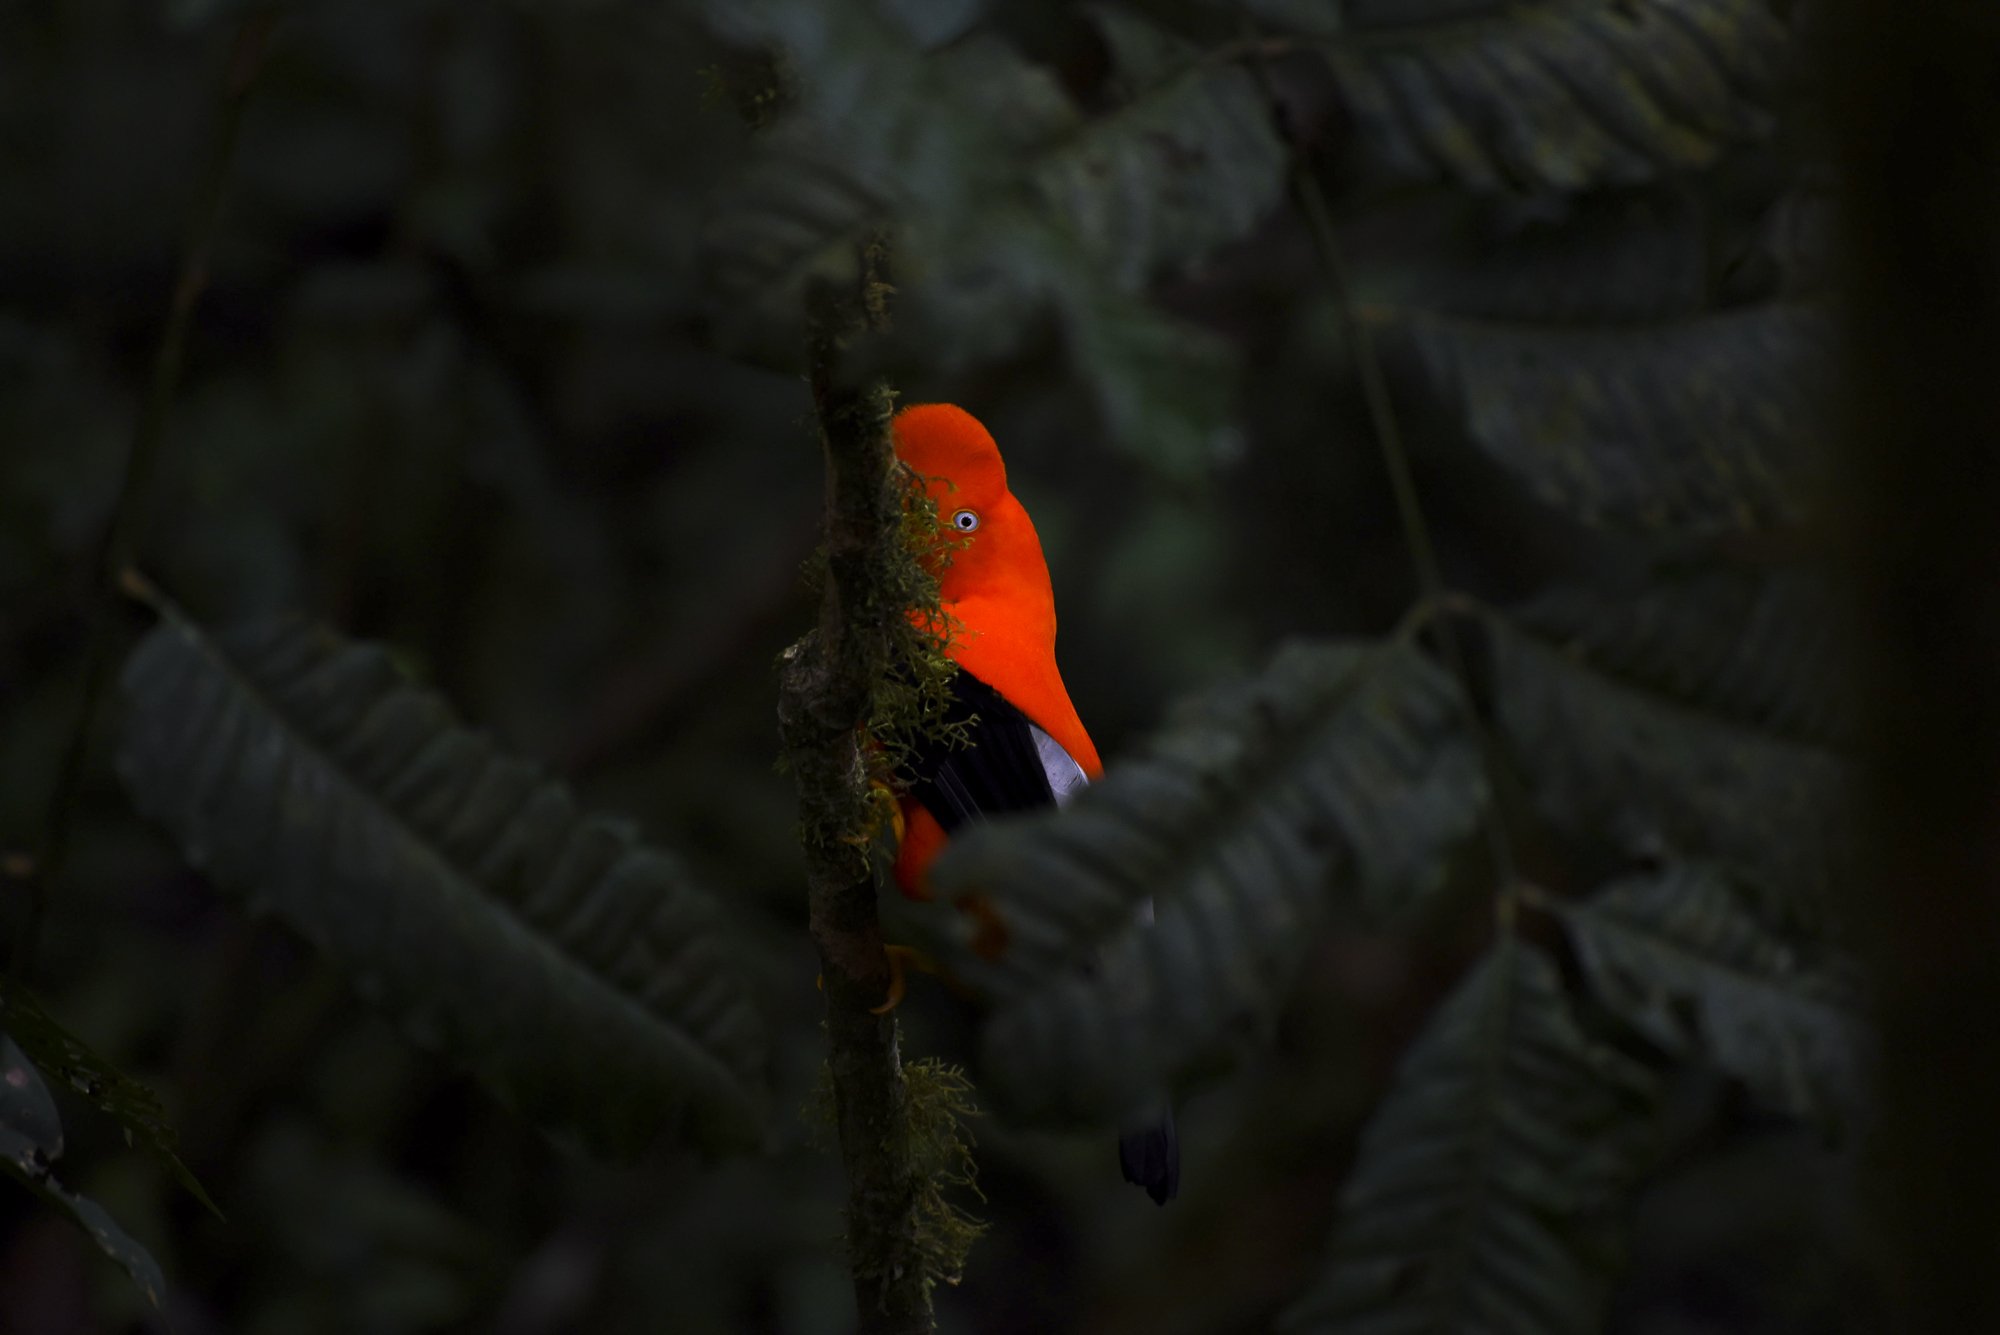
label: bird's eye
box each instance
[951,509,980,532]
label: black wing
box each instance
[904,670,1056,834]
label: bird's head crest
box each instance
[892,403,1008,506]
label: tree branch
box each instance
[778,257,932,1333]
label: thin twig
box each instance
[1240,21,1522,923]
[18,14,275,975]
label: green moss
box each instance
[867,467,972,792]
[805,1057,987,1299]
[901,1057,987,1293]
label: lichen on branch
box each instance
[807,1056,987,1297]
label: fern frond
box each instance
[1483,580,1850,924]
[702,5,1288,469]
[1376,303,1830,538]
[117,610,771,1157]
[1356,188,1710,325]
[1281,939,1662,1334]
[1516,566,1854,751]
[1316,0,1790,193]
[1034,8,1289,291]
[922,639,1485,1124]
[1554,868,1865,1127]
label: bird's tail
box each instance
[1119,1106,1180,1206]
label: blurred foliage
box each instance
[0,0,1871,1331]
[0,1035,167,1309]
[1551,869,1863,1129]
[117,597,770,1157]
[919,637,1485,1126]
[1279,939,1666,1334]
[0,978,216,1215]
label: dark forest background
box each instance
[0,0,1948,1331]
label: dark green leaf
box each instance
[880,0,986,47]
[1484,584,1850,922]
[1748,183,1838,297]
[701,4,1287,471]
[699,9,1070,356]
[0,1036,167,1308]
[1035,8,1289,291]
[1516,566,1855,751]
[1280,939,1662,1334]
[0,978,218,1215]
[923,639,1485,1124]
[117,610,771,1157]
[160,0,261,29]
[698,16,1076,364]
[1376,303,1830,538]
[698,147,885,369]
[1206,0,1344,38]
[1320,0,1790,193]
[1351,189,1709,324]
[0,1033,62,1155]
[1553,868,1864,1126]
[1057,287,1240,473]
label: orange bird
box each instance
[887,402,1179,1206]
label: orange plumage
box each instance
[888,403,1100,898]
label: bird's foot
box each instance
[815,943,937,1015]
[841,781,907,848]
[869,943,936,1015]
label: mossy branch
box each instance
[778,244,959,1332]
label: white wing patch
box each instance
[1041,728,1157,947]
[1029,724,1090,808]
